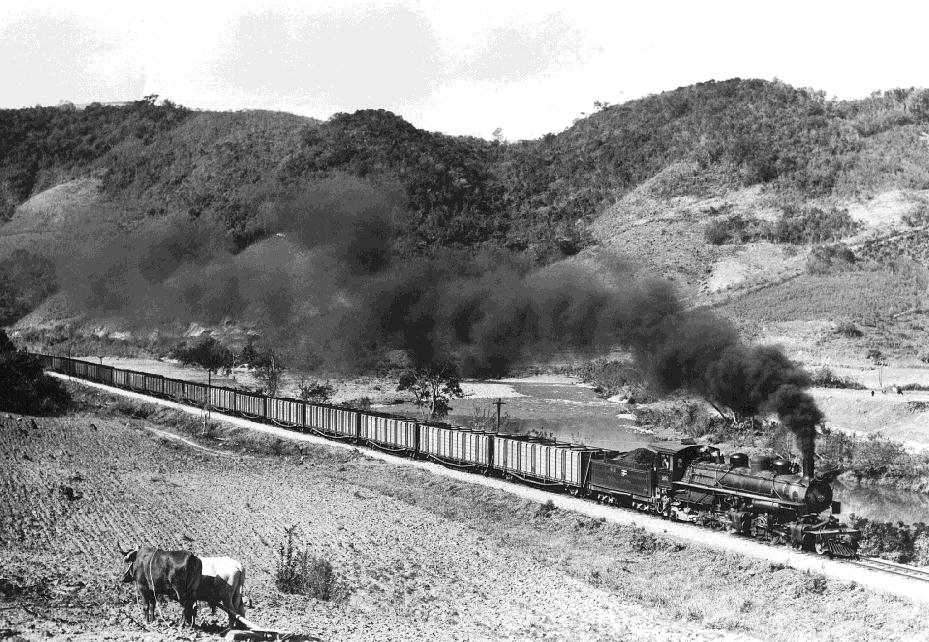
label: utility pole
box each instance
[204,368,212,431]
[493,398,505,432]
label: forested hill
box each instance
[3,78,929,264]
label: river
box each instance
[436,377,929,524]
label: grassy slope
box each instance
[2,388,928,641]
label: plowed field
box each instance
[1,404,927,641]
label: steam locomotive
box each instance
[39,354,861,558]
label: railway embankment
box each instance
[3,376,924,640]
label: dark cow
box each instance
[121,545,202,625]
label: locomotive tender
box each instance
[40,354,860,558]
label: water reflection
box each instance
[833,482,929,524]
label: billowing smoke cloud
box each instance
[56,175,822,472]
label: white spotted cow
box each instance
[195,556,246,628]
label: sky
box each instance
[2,0,928,141]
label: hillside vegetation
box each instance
[5,81,929,255]
[3,79,929,365]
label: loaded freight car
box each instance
[163,378,209,407]
[142,373,164,397]
[113,368,130,389]
[163,378,186,402]
[183,381,209,407]
[268,397,305,427]
[235,390,267,418]
[125,371,147,392]
[209,386,237,413]
[493,435,612,493]
[71,359,114,385]
[419,423,493,470]
[360,412,418,453]
[305,403,359,440]
[72,359,93,380]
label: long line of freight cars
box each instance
[42,354,862,557]
[41,355,608,490]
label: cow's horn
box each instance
[117,541,131,556]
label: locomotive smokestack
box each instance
[802,450,815,479]
[769,385,822,481]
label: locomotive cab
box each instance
[651,442,721,485]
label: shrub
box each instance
[112,399,155,418]
[807,243,857,275]
[535,499,557,519]
[775,206,860,244]
[275,526,335,600]
[633,400,723,438]
[703,214,766,245]
[808,576,828,595]
[816,430,925,482]
[628,527,660,554]
[833,321,863,338]
[171,337,235,374]
[347,396,372,411]
[704,217,738,245]
[0,330,70,415]
[468,405,511,432]
[299,380,335,403]
[914,533,929,566]
[809,366,865,389]
[902,200,929,228]
[848,517,929,564]
[572,359,655,402]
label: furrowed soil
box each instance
[1,394,928,641]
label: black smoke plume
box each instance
[56,176,822,471]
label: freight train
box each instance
[39,354,861,558]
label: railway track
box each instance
[846,556,929,583]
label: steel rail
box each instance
[845,557,929,583]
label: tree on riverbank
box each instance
[172,337,235,375]
[397,360,463,420]
[247,344,285,397]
